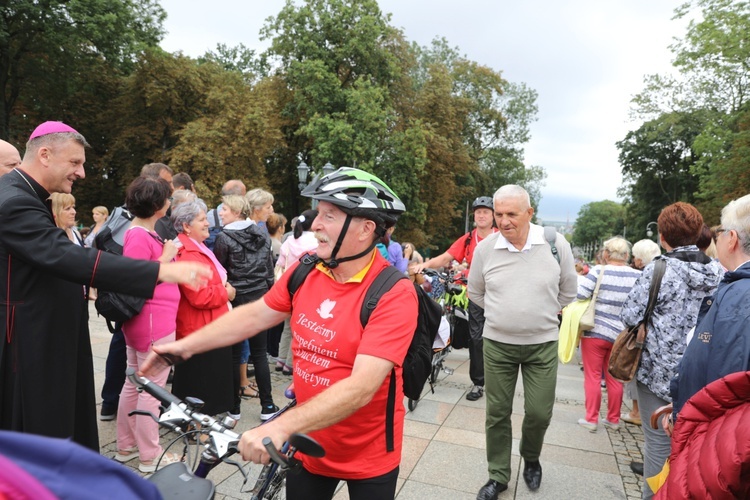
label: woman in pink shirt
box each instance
[275,209,318,373]
[114,177,181,473]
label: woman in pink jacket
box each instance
[114,177,181,473]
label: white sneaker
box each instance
[577,418,597,432]
[603,419,620,430]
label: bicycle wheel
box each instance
[430,359,441,384]
[263,467,287,499]
[407,398,418,411]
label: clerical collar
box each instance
[13,168,49,201]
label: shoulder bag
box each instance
[578,268,605,332]
[608,259,667,382]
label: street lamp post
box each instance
[297,161,336,206]
[646,221,658,239]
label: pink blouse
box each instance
[121,226,180,352]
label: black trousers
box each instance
[286,465,399,500]
[468,300,486,387]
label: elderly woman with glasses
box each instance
[620,202,723,499]
[656,194,750,499]
[170,200,236,417]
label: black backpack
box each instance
[287,253,442,451]
[93,206,146,332]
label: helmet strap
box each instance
[319,214,378,269]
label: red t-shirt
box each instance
[264,252,418,479]
[446,228,498,268]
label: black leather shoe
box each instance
[630,461,644,476]
[477,479,507,500]
[522,460,542,490]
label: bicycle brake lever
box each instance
[262,437,289,469]
[222,456,248,482]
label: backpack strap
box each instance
[286,253,320,299]
[358,265,409,453]
[360,266,407,327]
[543,226,560,264]
[464,229,473,249]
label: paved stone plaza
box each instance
[89,303,646,499]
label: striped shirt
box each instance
[577,264,641,342]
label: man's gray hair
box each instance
[493,185,530,209]
[141,163,173,179]
[222,179,246,196]
[25,132,90,158]
[171,199,208,234]
[721,193,750,255]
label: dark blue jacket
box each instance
[671,261,750,417]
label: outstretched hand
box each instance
[158,261,212,289]
[138,341,189,379]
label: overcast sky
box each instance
[158,0,686,222]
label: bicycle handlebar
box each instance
[126,368,240,459]
[126,369,324,470]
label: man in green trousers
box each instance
[468,185,577,499]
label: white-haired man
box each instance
[469,185,577,498]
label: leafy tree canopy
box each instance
[572,200,626,248]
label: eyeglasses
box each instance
[714,228,730,241]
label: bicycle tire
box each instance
[430,360,441,385]
[263,467,287,499]
[407,398,418,411]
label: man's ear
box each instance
[360,219,377,241]
[38,146,51,167]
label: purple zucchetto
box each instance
[28,121,80,141]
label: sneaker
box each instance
[100,405,117,421]
[260,404,280,422]
[466,385,484,401]
[603,419,620,430]
[577,418,597,432]
[227,411,241,420]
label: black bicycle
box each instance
[125,368,324,500]
[407,269,466,411]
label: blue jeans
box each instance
[101,328,126,411]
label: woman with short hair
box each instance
[170,200,235,418]
[621,202,723,499]
[576,237,641,433]
[114,176,181,473]
[50,193,82,245]
[83,205,108,248]
[213,194,279,421]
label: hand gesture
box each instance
[160,239,179,263]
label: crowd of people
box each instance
[0,121,748,500]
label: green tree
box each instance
[572,201,626,248]
[0,0,165,140]
[617,111,708,236]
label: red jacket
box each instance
[175,234,229,339]
[656,371,750,499]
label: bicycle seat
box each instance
[149,462,214,499]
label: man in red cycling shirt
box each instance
[141,167,417,500]
[413,197,497,401]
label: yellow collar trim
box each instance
[315,249,377,283]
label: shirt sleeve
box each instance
[577,266,599,300]
[467,243,486,309]
[446,234,468,264]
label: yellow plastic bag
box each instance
[558,300,590,363]
[647,459,670,494]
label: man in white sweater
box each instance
[469,185,577,499]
